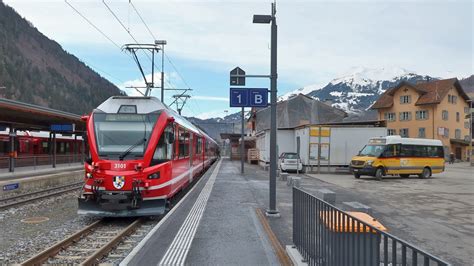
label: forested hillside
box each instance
[0,2,124,114]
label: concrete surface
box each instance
[0,163,82,181]
[0,169,84,197]
[125,159,279,265]
[306,162,473,265]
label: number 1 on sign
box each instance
[237,94,241,103]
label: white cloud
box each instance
[5,0,472,84]
[192,96,229,102]
[194,109,229,120]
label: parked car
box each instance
[279,152,303,172]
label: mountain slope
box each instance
[309,69,433,113]
[0,2,123,114]
[284,67,434,113]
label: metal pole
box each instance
[241,107,245,174]
[161,45,165,102]
[8,127,15,172]
[470,101,473,166]
[52,133,56,168]
[267,2,279,215]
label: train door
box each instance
[189,132,194,182]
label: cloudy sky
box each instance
[4,0,473,118]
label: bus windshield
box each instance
[93,112,160,159]
[358,144,386,157]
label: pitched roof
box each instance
[371,78,471,109]
[255,94,347,132]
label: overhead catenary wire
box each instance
[65,0,122,50]
[102,0,153,72]
[130,1,157,40]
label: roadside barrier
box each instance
[292,187,449,266]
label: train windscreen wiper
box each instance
[119,138,147,161]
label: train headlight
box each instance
[366,160,374,166]
[86,172,93,179]
[148,172,160,179]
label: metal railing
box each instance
[0,154,83,170]
[293,187,449,266]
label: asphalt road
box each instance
[306,163,474,265]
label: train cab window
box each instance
[152,124,174,164]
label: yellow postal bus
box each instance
[350,135,444,180]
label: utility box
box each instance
[319,211,387,265]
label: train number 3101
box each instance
[114,163,126,169]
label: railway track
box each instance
[0,182,83,210]
[21,218,150,265]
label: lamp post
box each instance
[253,2,279,216]
[155,40,167,102]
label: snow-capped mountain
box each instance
[282,67,434,113]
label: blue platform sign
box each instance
[230,88,249,107]
[230,88,268,107]
[3,183,19,191]
[249,88,268,107]
[50,123,75,132]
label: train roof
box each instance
[370,135,443,146]
[95,96,217,145]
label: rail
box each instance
[292,187,450,266]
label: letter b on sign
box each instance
[249,89,268,107]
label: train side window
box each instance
[195,137,202,154]
[178,128,189,158]
[152,124,174,164]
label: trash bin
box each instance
[319,211,387,265]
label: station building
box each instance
[248,94,387,171]
[371,78,471,160]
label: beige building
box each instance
[372,78,471,160]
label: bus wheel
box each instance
[418,167,431,179]
[375,168,384,181]
[400,174,410,178]
[354,173,361,179]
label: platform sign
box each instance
[3,183,19,191]
[249,88,268,107]
[230,88,268,107]
[230,88,249,107]
[50,123,75,133]
[230,67,246,86]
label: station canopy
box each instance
[255,94,347,133]
[0,98,86,132]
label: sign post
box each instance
[230,71,269,175]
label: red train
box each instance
[0,131,83,156]
[78,96,219,217]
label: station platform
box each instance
[121,158,291,265]
[0,164,83,197]
[0,163,82,181]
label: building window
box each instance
[418,128,426,138]
[465,122,470,129]
[456,112,460,122]
[400,128,409,138]
[444,128,449,138]
[448,95,457,104]
[400,95,411,104]
[399,111,412,121]
[455,129,461,139]
[387,129,396,136]
[442,110,448,120]
[415,110,429,120]
[384,112,396,122]
[465,107,470,114]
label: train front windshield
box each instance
[93,113,160,159]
